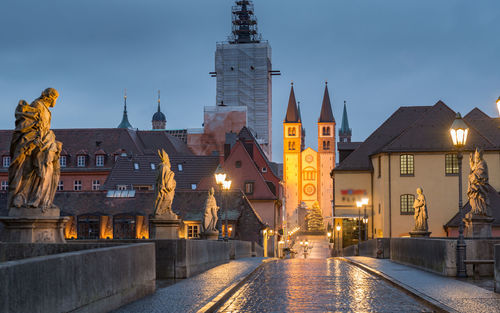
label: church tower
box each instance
[317,83,336,219]
[283,84,302,218]
[117,89,133,129]
[152,90,166,130]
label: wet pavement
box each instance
[217,259,433,312]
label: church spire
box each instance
[339,100,352,143]
[284,83,300,123]
[118,89,133,129]
[318,82,334,123]
[157,90,161,112]
[230,0,261,44]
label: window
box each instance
[244,181,254,195]
[322,141,330,150]
[222,224,234,238]
[134,163,139,170]
[445,154,459,175]
[178,164,183,171]
[1,181,8,191]
[322,127,330,136]
[400,194,415,215]
[288,127,296,137]
[60,156,67,168]
[235,161,242,168]
[74,180,82,191]
[187,225,199,238]
[288,142,296,150]
[57,181,64,191]
[378,156,381,178]
[77,156,86,167]
[96,155,104,167]
[2,156,11,168]
[378,203,381,214]
[261,167,267,173]
[117,185,127,191]
[92,180,100,190]
[150,163,155,170]
[191,184,197,190]
[400,154,414,176]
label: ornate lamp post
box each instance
[450,112,469,278]
[222,179,232,241]
[214,165,226,241]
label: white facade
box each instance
[215,42,272,159]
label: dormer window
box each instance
[96,155,104,167]
[77,156,86,167]
[150,163,156,170]
[178,164,183,171]
[134,163,139,170]
[2,156,11,168]
[60,156,67,168]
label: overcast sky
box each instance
[1,0,499,162]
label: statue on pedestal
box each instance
[202,187,219,232]
[154,149,178,219]
[413,187,428,232]
[467,148,491,217]
[1,88,68,243]
[8,88,62,213]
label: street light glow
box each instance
[214,165,226,185]
[361,198,369,205]
[223,179,232,190]
[336,225,341,231]
[450,113,469,147]
[497,96,500,116]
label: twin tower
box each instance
[283,83,335,224]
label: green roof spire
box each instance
[118,89,133,129]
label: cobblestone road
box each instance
[217,259,433,312]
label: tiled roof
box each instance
[237,127,280,178]
[335,106,430,171]
[444,185,500,227]
[338,142,362,151]
[103,154,219,190]
[0,128,193,171]
[284,85,300,123]
[318,84,335,123]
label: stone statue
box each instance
[154,149,177,219]
[202,187,219,232]
[467,148,490,217]
[7,88,61,213]
[413,187,428,232]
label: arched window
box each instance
[400,154,414,176]
[288,127,296,137]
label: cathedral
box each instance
[283,83,336,227]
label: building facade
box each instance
[333,101,500,247]
[283,84,336,228]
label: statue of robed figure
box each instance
[202,187,219,232]
[8,88,62,213]
[154,149,178,219]
[413,187,428,232]
[467,148,491,217]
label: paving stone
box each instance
[347,256,500,313]
[113,257,265,313]
[217,259,432,312]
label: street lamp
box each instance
[336,223,341,256]
[222,179,232,241]
[496,96,500,116]
[214,165,226,240]
[450,112,469,278]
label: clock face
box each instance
[303,183,316,196]
[305,155,314,163]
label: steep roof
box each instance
[340,101,351,135]
[104,154,219,190]
[284,85,300,123]
[335,101,500,172]
[335,106,430,171]
[318,84,335,123]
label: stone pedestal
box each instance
[409,230,431,238]
[200,230,219,240]
[0,207,68,243]
[150,218,181,239]
[464,215,494,238]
